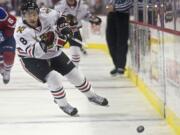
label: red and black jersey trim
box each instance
[51,87,66,99]
[76,78,91,92]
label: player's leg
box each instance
[20,58,77,116]
[116,13,129,74]
[0,31,4,74]
[69,31,82,67]
[52,52,108,106]
[65,68,108,106]
[106,12,118,75]
[45,71,78,116]
[1,36,16,84]
[0,53,4,74]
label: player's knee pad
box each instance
[70,46,81,66]
[45,70,63,90]
[65,68,85,86]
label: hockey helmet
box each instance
[21,0,39,15]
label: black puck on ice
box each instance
[137,125,145,133]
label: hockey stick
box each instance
[71,37,86,47]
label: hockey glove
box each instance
[66,14,78,27]
[39,31,55,52]
[57,16,69,31]
[66,14,79,32]
[89,16,102,25]
[56,16,73,40]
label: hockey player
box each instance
[54,0,102,67]
[14,0,108,116]
[0,7,16,84]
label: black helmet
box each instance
[21,0,39,14]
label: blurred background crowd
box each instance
[0,0,106,15]
[0,0,180,30]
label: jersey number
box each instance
[20,37,27,45]
[8,18,14,24]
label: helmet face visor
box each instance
[23,9,39,27]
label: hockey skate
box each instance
[88,94,108,106]
[2,71,10,84]
[60,104,78,116]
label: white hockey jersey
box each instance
[54,0,92,28]
[14,8,63,59]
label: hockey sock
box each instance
[45,71,68,107]
[65,68,95,98]
[70,46,81,67]
[76,78,96,98]
[3,51,15,72]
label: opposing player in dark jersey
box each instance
[0,7,16,84]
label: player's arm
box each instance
[0,7,16,38]
[0,7,16,28]
[40,7,71,47]
[42,8,77,47]
[15,31,51,58]
[5,14,16,29]
[55,16,74,47]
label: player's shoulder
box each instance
[40,7,58,18]
[40,7,57,15]
[0,7,8,21]
[14,19,31,37]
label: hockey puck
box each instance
[137,125,144,133]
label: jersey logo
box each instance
[16,26,26,33]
